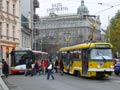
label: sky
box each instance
[36,0,120,29]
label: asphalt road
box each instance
[3,73,120,90]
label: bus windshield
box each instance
[90,49,113,60]
[13,51,32,65]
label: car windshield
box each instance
[90,49,113,60]
[116,62,120,65]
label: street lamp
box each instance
[64,32,71,46]
[39,34,45,51]
[30,0,34,49]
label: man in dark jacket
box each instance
[54,60,58,73]
[2,59,9,78]
[60,60,64,76]
[24,58,32,76]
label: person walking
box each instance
[33,60,42,76]
[47,61,54,80]
[2,59,9,78]
[24,58,32,76]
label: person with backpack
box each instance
[47,61,54,80]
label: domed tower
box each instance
[77,0,89,15]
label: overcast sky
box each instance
[36,0,120,29]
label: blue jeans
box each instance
[24,69,32,76]
[47,69,54,80]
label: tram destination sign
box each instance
[95,44,110,48]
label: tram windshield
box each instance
[90,49,113,60]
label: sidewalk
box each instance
[0,68,9,90]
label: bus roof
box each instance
[59,42,113,51]
[13,50,48,55]
[13,50,32,52]
[32,50,48,54]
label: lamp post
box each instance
[40,39,43,51]
[40,34,45,51]
[64,32,71,46]
[30,0,34,49]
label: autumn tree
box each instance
[106,10,120,52]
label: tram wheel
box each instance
[77,71,81,77]
[74,71,81,77]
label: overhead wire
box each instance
[94,3,120,14]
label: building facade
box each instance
[20,0,39,49]
[20,0,32,49]
[0,0,20,62]
[35,0,102,54]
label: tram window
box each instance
[71,50,81,60]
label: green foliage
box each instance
[107,10,120,52]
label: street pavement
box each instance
[0,68,9,90]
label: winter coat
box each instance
[2,61,9,75]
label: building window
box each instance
[0,0,2,10]
[6,24,9,40]
[13,4,15,15]
[6,1,9,13]
[13,26,15,41]
[0,22,2,39]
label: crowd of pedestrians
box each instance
[1,56,65,80]
[23,56,65,80]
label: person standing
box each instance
[41,60,48,75]
[60,60,64,76]
[2,59,9,78]
[54,60,58,73]
[47,61,54,80]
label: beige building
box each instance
[35,0,102,54]
[0,0,20,63]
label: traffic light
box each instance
[6,47,9,53]
[6,47,9,58]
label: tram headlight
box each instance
[110,65,114,69]
[97,65,100,68]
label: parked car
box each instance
[114,58,120,65]
[114,62,120,75]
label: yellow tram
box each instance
[58,42,114,78]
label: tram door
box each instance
[82,49,88,75]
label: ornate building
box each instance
[0,0,20,62]
[35,0,102,54]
